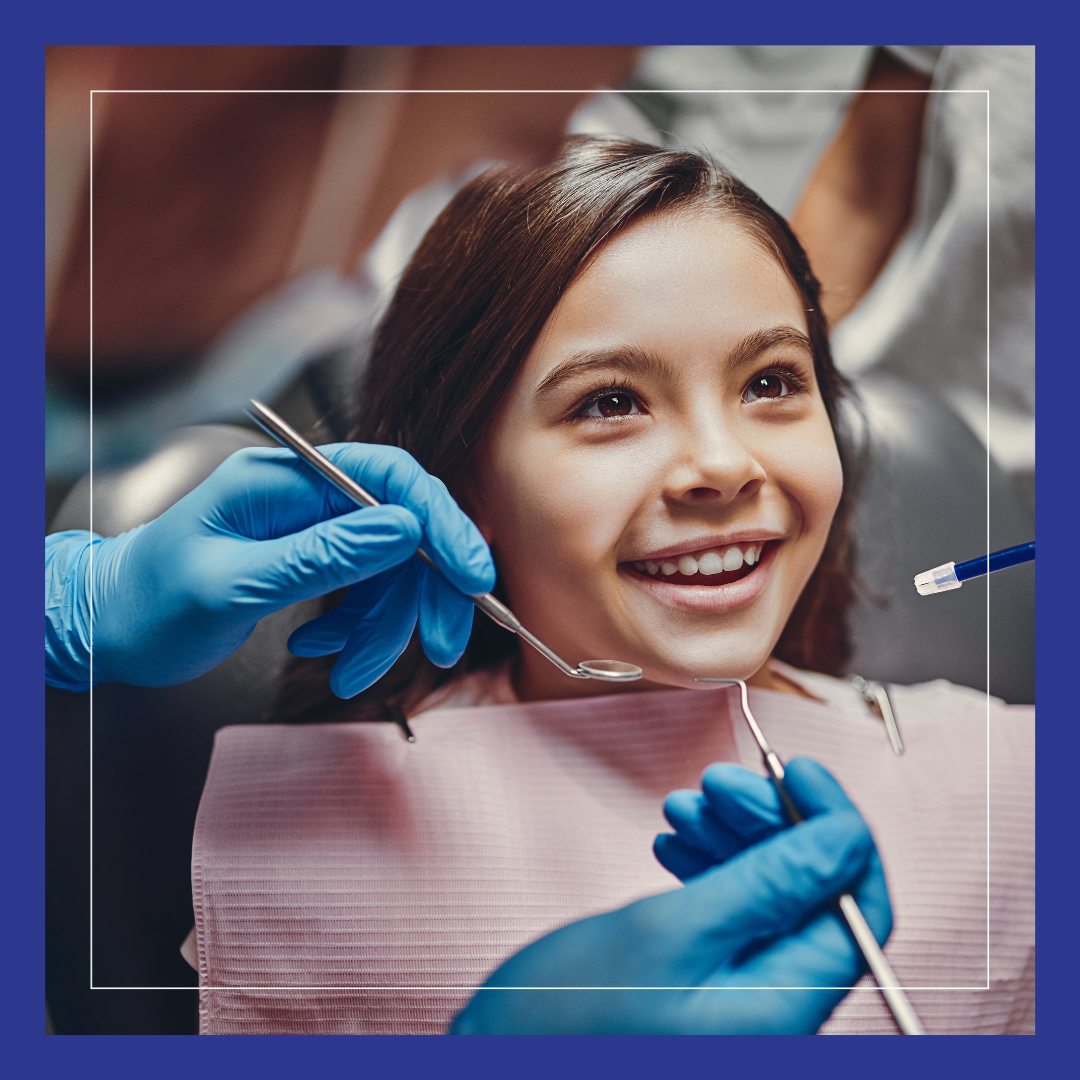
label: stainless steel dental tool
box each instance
[695,677,926,1036]
[246,400,644,686]
[851,675,904,756]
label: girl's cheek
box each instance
[760,428,843,523]
[793,447,843,519]
[480,451,583,571]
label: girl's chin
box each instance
[603,629,777,689]
[631,654,773,690]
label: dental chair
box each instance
[845,373,1035,700]
[44,372,1035,1033]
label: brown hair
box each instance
[275,136,861,725]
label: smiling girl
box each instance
[191,138,1033,1034]
[279,136,858,720]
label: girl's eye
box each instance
[580,392,642,419]
[743,372,795,403]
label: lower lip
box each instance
[623,544,777,614]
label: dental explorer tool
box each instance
[695,677,926,1036]
[246,400,643,686]
[914,541,1035,596]
[850,675,904,756]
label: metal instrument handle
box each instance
[246,399,589,680]
[696,676,926,1035]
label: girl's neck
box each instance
[748,660,821,700]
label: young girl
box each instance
[189,138,1033,1034]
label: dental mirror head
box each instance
[576,660,643,681]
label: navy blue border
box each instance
[12,1031,1067,1074]
[11,2,1068,1076]
[1031,14,1070,1069]
[5,5,48,1070]
[19,3,1051,48]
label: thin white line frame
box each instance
[84,84,995,999]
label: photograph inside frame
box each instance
[44,44,1035,1036]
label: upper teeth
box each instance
[633,544,763,577]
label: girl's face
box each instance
[468,211,843,700]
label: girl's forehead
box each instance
[527,213,808,374]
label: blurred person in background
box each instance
[45,46,639,514]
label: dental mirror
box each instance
[576,660,643,681]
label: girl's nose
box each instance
[662,423,767,507]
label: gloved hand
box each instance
[450,757,891,1035]
[45,443,494,694]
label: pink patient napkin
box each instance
[191,676,1034,1034]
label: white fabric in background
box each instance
[630,46,873,215]
[831,46,1035,474]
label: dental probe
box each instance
[246,400,643,686]
[914,541,1035,596]
[695,677,927,1036]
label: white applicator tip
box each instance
[914,561,962,596]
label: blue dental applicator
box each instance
[914,541,1035,596]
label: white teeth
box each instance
[722,547,744,572]
[638,543,766,578]
[697,551,724,575]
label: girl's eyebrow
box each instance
[534,346,671,399]
[726,326,814,370]
[534,325,813,399]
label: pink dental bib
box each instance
[191,670,1034,1034]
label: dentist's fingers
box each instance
[243,504,422,611]
[652,832,720,882]
[638,806,875,969]
[319,444,496,597]
[662,788,748,865]
[417,563,477,668]
[328,563,421,698]
[700,763,786,841]
[288,566,409,657]
[781,757,865,820]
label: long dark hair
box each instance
[276,136,860,725]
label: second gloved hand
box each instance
[45,443,494,693]
[450,757,892,1034]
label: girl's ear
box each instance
[451,476,495,546]
[470,511,496,547]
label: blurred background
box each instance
[45,45,1034,1033]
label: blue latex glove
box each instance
[450,757,892,1034]
[45,443,494,695]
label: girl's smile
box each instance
[622,537,780,615]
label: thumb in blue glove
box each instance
[450,757,892,1034]
[45,442,495,693]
